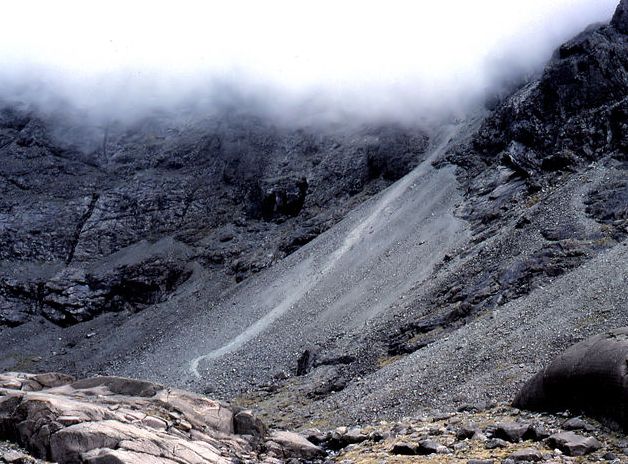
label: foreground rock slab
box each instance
[0,372,323,463]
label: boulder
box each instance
[513,327,628,431]
[547,431,602,456]
[507,448,543,462]
[267,431,325,459]
[562,417,594,431]
[1,449,34,463]
[233,410,267,438]
[456,423,481,440]
[485,438,509,449]
[417,439,441,455]
[525,424,550,441]
[491,422,530,443]
[390,442,419,455]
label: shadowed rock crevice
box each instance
[40,257,193,326]
[66,192,100,266]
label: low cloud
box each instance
[0,0,619,125]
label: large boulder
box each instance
[513,327,628,431]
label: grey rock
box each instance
[0,371,281,464]
[603,451,618,460]
[492,422,530,443]
[524,424,549,441]
[485,438,509,449]
[1,450,35,463]
[453,441,469,451]
[456,423,481,440]
[612,0,628,34]
[507,448,543,462]
[546,431,602,456]
[390,442,418,455]
[268,431,325,459]
[562,417,594,432]
[418,439,441,455]
[301,428,327,445]
[233,410,267,438]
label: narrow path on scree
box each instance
[189,126,459,378]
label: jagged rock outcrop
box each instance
[513,327,628,432]
[613,0,628,34]
[447,0,627,229]
[471,0,627,172]
[0,372,324,463]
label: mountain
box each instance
[0,108,429,328]
[0,1,627,462]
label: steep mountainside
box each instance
[0,0,626,446]
[0,109,428,328]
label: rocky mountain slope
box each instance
[0,1,627,463]
[0,106,428,329]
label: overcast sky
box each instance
[0,0,619,121]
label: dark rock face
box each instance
[584,179,628,240]
[446,9,627,230]
[0,107,428,327]
[613,0,628,34]
[471,15,627,170]
[513,327,628,431]
[491,423,530,443]
[40,258,192,326]
[376,5,628,366]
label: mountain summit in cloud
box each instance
[0,0,619,124]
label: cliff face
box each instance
[472,1,627,167]
[0,109,428,327]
